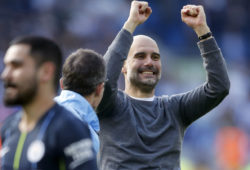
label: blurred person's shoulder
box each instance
[52,103,89,131]
[1,110,21,137]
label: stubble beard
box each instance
[129,72,160,93]
[3,79,38,106]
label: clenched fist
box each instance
[123,1,152,34]
[181,5,211,37]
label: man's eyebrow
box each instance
[152,52,160,57]
[6,59,24,66]
[134,52,160,56]
[134,52,146,56]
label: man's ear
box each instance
[59,78,64,90]
[38,62,55,83]
[95,82,104,96]
[121,61,127,74]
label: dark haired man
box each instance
[55,48,106,154]
[97,1,230,169]
[0,36,98,170]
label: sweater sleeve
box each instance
[97,29,133,117]
[173,37,230,127]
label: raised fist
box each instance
[123,1,152,33]
[181,5,210,37]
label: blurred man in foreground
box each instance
[0,36,98,170]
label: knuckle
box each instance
[132,1,137,5]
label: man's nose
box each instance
[144,56,153,66]
[1,67,11,81]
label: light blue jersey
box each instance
[55,90,100,154]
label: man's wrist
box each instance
[194,25,210,37]
[198,32,212,40]
[123,21,138,34]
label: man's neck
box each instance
[84,94,96,110]
[19,95,55,133]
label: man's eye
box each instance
[135,55,144,59]
[152,55,160,60]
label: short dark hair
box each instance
[62,48,106,96]
[10,36,62,91]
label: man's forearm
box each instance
[178,37,230,126]
[104,29,133,87]
[198,37,230,96]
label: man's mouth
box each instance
[4,82,17,89]
[142,71,154,75]
[138,67,158,75]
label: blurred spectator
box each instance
[215,126,249,170]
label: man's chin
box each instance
[4,99,19,106]
[4,95,23,106]
[130,77,158,92]
[141,79,157,86]
[136,81,157,93]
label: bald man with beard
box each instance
[97,1,230,169]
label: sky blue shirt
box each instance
[54,90,100,154]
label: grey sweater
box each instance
[97,29,230,170]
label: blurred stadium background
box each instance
[0,0,249,169]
